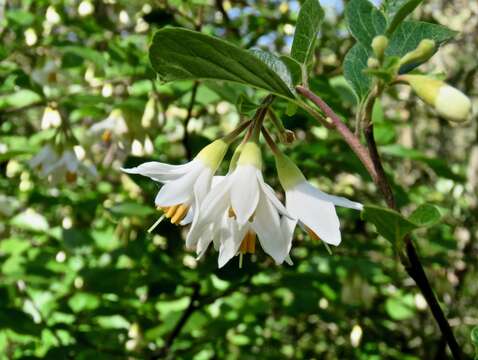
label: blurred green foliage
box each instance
[0,0,477,359]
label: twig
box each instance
[296,85,462,360]
[296,86,378,181]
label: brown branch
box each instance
[296,85,378,181]
[297,85,462,360]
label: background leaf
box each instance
[343,43,372,100]
[290,0,324,66]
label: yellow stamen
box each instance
[305,226,321,241]
[102,130,112,143]
[165,205,179,218]
[65,171,77,183]
[170,204,189,225]
[240,231,256,254]
[228,207,236,219]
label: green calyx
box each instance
[274,152,305,190]
[237,142,262,169]
[196,139,229,171]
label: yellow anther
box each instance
[65,171,77,183]
[102,130,112,143]
[240,231,256,254]
[228,207,236,219]
[171,204,189,225]
[165,205,179,218]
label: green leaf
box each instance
[385,295,415,320]
[471,326,478,346]
[362,205,416,244]
[279,55,302,85]
[290,0,324,65]
[345,0,387,47]
[149,27,295,99]
[343,43,372,100]
[61,46,108,69]
[408,204,441,227]
[249,49,293,91]
[362,204,442,245]
[0,89,42,110]
[6,10,35,27]
[386,21,457,61]
[386,21,457,74]
[384,0,423,36]
[109,202,155,217]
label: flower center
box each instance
[240,231,256,254]
[161,204,190,225]
[102,130,112,143]
[65,171,77,183]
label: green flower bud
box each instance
[196,139,229,171]
[399,39,436,69]
[402,74,471,123]
[371,35,388,60]
[367,57,380,69]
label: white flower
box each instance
[90,109,128,143]
[30,145,98,183]
[187,142,292,267]
[122,139,229,227]
[275,153,362,246]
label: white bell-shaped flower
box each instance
[275,152,362,246]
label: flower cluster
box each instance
[123,113,362,268]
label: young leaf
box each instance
[149,27,295,99]
[345,0,387,47]
[280,55,302,86]
[290,0,324,65]
[384,0,423,36]
[343,43,372,100]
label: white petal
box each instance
[287,181,341,246]
[313,188,363,211]
[251,193,289,264]
[122,159,200,183]
[258,173,292,219]
[281,216,297,257]
[62,151,80,172]
[230,165,260,225]
[186,168,213,230]
[154,166,203,207]
[218,219,247,268]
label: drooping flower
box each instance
[30,145,98,183]
[122,139,229,227]
[90,109,128,144]
[187,142,292,267]
[275,152,362,246]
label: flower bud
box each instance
[367,57,380,69]
[371,35,388,60]
[399,39,436,71]
[402,74,471,122]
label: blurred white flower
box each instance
[78,1,94,17]
[46,6,61,24]
[30,145,98,184]
[90,109,128,143]
[24,28,38,46]
[41,106,62,129]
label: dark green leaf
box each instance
[61,46,108,69]
[290,0,324,65]
[386,21,457,73]
[471,326,478,346]
[343,43,372,100]
[384,0,423,36]
[345,0,387,47]
[149,27,295,99]
[0,308,42,336]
